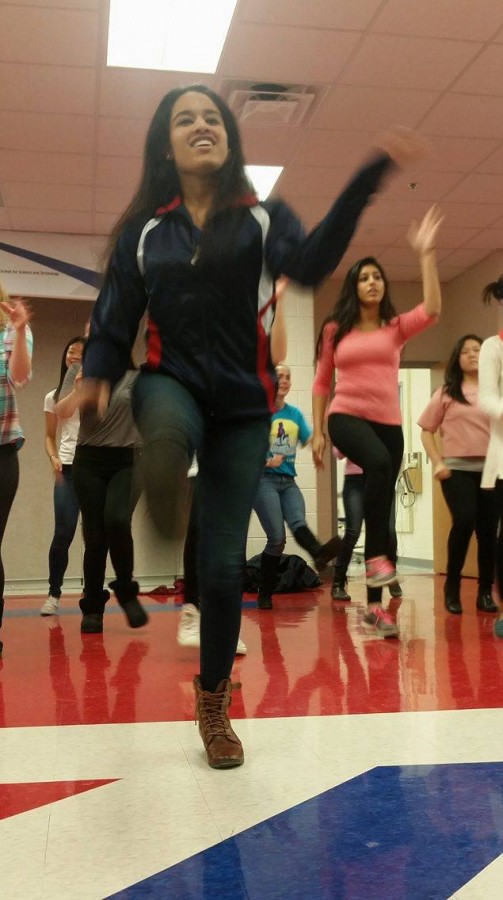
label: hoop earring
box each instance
[166,151,173,161]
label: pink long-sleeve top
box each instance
[313,303,437,425]
[417,384,490,457]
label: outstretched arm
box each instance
[1,298,32,384]
[407,205,444,317]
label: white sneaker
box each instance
[177,603,247,655]
[236,636,247,656]
[177,603,201,647]
[40,595,60,616]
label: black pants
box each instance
[183,478,199,608]
[73,446,140,603]
[133,373,270,692]
[441,470,497,589]
[328,414,404,560]
[338,473,398,576]
[0,443,19,603]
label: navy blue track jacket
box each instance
[84,152,393,422]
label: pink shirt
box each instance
[417,384,490,458]
[313,303,437,425]
[332,446,363,475]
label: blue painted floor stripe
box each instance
[108,763,503,899]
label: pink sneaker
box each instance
[363,605,399,638]
[365,556,397,587]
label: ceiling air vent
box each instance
[227,82,315,126]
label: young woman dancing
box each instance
[79,83,426,766]
[312,206,443,636]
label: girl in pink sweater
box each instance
[313,206,442,636]
[418,334,498,616]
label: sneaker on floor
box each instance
[331,581,351,601]
[388,580,403,598]
[363,605,399,638]
[236,636,247,656]
[40,595,60,616]
[177,603,201,647]
[365,556,397,587]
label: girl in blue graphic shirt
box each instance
[253,364,335,608]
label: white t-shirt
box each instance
[44,390,80,464]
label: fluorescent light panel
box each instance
[246,166,283,200]
[107,0,238,73]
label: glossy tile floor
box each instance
[1,574,503,899]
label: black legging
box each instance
[0,444,19,602]
[441,469,497,589]
[328,414,404,560]
[73,446,140,603]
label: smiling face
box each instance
[66,341,84,368]
[168,91,229,178]
[356,264,385,308]
[459,337,481,375]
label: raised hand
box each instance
[0,297,31,330]
[407,204,444,256]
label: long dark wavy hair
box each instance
[103,83,254,272]
[481,274,503,305]
[53,336,86,403]
[442,333,482,405]
[316,256,396,358]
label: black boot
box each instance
[331,565,351,601]
[257,553,281,610]
[0,597,4,657]
[444,578,462,614]
[109,579,149,628]
[476,589,499,613]
[80,590,110,633]
[294,525,341,573]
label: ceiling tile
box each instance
[218,23,360,84]
[437,201,503,228]
[240,125,305,166]
[372,0,503,41]
[98,117,150,157]
[98,69,218,118]
[474,143,503,174]
[240,0,383,30]
[0,63,96,115]
[341,34,481,91]
[417,135,501,172]
[94,186,134,215]
[452,45,503,96]
[96,157,142,189]
[3,182,93,212]
[93,212,118,236]
[0,7,99,67]
[442,172,503,204]
[440,246,492,268]
[0,150,94,185]
[464,229,503,250]
[293,130,375,168]
[421,94,503,139]
[0,112,95,153]
[311,85,438,131]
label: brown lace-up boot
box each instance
[193,676,244,769]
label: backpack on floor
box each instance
[243,554,323,593]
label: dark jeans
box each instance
[73,446,140,605]
[495,480,503,597]
[48,464,80,597]
[337,473,398,577]
[133,372,270,691]
[0,443,19,601]
[253,473,308,556]
[328,414,404,559]
[441,469,497,589]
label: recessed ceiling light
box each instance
[107,0,238,73]
[245,166,283,200]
